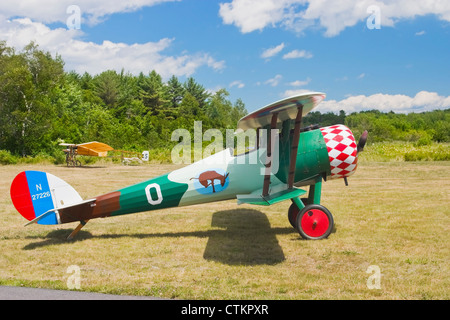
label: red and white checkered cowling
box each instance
[320,125,358,179]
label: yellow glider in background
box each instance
[60,141,114,166]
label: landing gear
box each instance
[64,146,82,167]
[287,199,306,228]
[288,203,334,240]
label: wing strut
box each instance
[262,112,278,197]
[288,104,304,188]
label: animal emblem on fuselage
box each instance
[191,170,229,193]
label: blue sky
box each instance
[1,0,449,114]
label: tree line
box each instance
[0,42,247,158]
[303,108,449,145]
[0,42,448,162]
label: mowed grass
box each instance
[0,161,448,299]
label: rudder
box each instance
[10,171,83,225]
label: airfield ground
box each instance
[0,161,448,299]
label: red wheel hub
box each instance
[300,209,330,238]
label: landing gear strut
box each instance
[288,176,334,240]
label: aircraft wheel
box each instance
[288,199,308,229]
[296,204,334,240]
[288,203,300,229]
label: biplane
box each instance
[10,92,367,240]
[60,141,114,167]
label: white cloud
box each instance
[205,85,223,96]
[0,16,225,78]
[282,89,312,98]
[415,30,426,36]
[230,80,245,89]
[279,77,312,98]
[265,74,283,87]
[219,0,294,33]
[219,0,450,36]
[288,77,311,86]
[282,49,313,59]
[261,42,285,59]
[357,73,366,79]
[0,0,180,26]
[316,91,450,114]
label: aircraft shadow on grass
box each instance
[23,209,294,265]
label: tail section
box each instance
[10,171,83,225]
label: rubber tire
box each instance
[295,204,334,240]
[287,199,309,229]
[288,203,300,229]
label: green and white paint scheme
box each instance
[10,92,367,240]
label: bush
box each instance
[404,145,450,161]
[361,142,450,162]
[414,135,432,147]
[18,154,56,165]
[52,152,67,165]
[0,150,18,165]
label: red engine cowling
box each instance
[320,125,359,180]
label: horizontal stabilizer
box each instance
[24,199,95,226]
[237,187,306,206]
[24,209,57,226]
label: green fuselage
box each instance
[57,128,330,224]
[115,129,329,215]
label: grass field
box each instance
[0,160,448,300]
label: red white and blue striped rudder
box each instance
[10,171,83,225]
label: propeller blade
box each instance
[357,130,368,154]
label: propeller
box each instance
[357,130,368,155]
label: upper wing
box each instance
[237,92,325,131]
